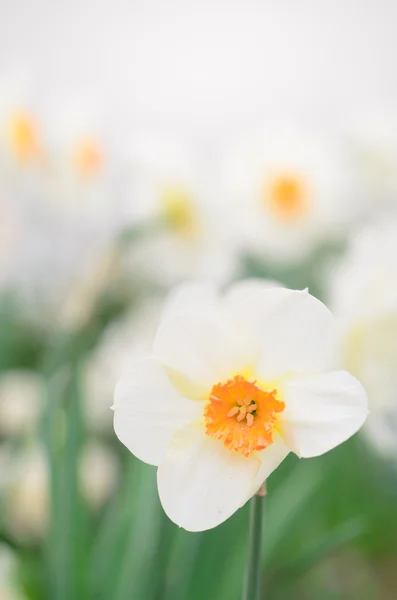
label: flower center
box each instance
[204,376,285,457]
[265,173,309,221]
[160,185,198,239]
[72,139,103,178]
[8,112,40,163]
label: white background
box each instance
[0,0,396,138]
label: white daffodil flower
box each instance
[123,134,236,285]
[0,106,41,168]
[79,442,119,510]
[42,99,121,232]
[1,97,120,326]
[6,446,49,542]
[113,281,368,531]
[330,219,397,455]
[8,214,108,329]
[220,128,357,264]
[0,544,26,600]
[0,73,42,172]
[0,371,44,437]
[346,114,397,211]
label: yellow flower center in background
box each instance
[204,375,285,457]
[160,186,198,238]
[73,139,103,178]
[265,173,309,221]
[8,112,40,163]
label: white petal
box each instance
[280,370,369,458]
[113,357,202,466]
[161,282,219,322]
[225,279,285,342]
[153,308,255,395]
[252,288,337,380]
[157,423,260,531]
[247,436,290,500]
[226,279,284,305]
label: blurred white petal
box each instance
[250,288,337,381]
[281,371,368,457]
[113,357,202,466]
[161,281,219,322]
[157,423,260,531]
[153,308,255,395]
[246,435,290,500]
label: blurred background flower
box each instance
[5,445,49,543]
[0,0,397,598]
[221,127,358,264]
[122,133,237,285]
[330,218,397,456]
[346,113,397,214]
[0,543,26,600]
[0,371,43,437]
[83,297,163,432]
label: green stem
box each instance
[243,495,265,600]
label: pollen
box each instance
[160,185,198,238]
[204,376,285,457]
[73,139,103,178]
[8,111,40,163]
[265,173,309,221]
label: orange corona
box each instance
[9,112,40,163]
[266,173,309,221]
[204,375,285,457]
[73,139,103,178]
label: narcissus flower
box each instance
[79,442,119,510]
[113,282,368,531]
[123,134,236,284]
[221,129,357,263]
[43,100,117,227]
[0,371,43,437]
[0,544,26,600]
[0,74,42,170]
[346,114,397,212]
[330,219,397,454]
[6,446,49,541]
